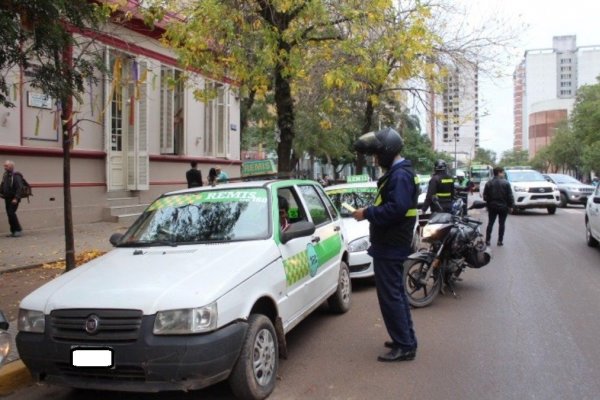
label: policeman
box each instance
[351,127,418,362]
[422,159,455,213]
[454,171,472,215]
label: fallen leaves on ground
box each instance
[41,249,106,270]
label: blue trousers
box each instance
[373,257,417,351]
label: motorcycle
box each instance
[403,199,491,308]
[0,310,10,366]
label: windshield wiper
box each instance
[120,240,178,247]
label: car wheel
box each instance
[586,219,599,247]
[328,261,352,313]
[229,314,278,400]
[547,207,556,215]
[560,193,568,208]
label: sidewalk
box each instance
[0,220,130,395]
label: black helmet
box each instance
[434,159,447,172]
[353,127,404,169]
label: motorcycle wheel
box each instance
[403,259,442,308]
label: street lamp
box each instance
[453,133,459,171]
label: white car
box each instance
[16,180,351,399]
[504,168,561,214]
[325,182,420,279]
[585,184,600,247]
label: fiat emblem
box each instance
[85,315,100,334]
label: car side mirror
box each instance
[0,311,8,331]
[281,221,316,244]
[110,233,124,246]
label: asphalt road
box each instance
[6,204,600,400]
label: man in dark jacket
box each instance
[186,161,203,188]
[351,128,418,362]
[422,159,455,213]
[483,166,514,246]
[1,160,24,237]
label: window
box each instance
[299,185,332,226]
[204,81,230,157]
[160,67,184,155]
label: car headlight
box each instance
[348,236,370,253]
[513,186,527,192]
[18,309,45,333]
[0,332,10,366]
[153,303,217,335]
[567,186,579,192]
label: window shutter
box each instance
[160,66,174,153]
[137,61,149,190]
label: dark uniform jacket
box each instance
[0,171,24,200]
[422,173,455,212]
[364,159,419,259]
[186,168,203,188]
[483,176,514,211]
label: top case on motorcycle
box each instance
[428,212,453,224]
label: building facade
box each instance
[0,14,241,232]
[513,60,525,150]
[427,63,480,169]
[516,35,600,158]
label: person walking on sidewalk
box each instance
[483,166,514,246]
[0,160,24,237]
[186,161,203,188]
[351,127,419,362]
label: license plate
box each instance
[71,347,114,368]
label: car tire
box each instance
[547,207,556,215]
[586,219,599,247]
[229,314,278,400]
[327,261,352,313]
[560,193,568,208]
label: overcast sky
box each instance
[468,0,600,159]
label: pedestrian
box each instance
[421,159,455,213]
[0,160,24,237]
[215,167,229,183]
[208,167,217,186]
[351,127,418,362]
[185,161,203,188]
[278,195,290,232]
[483,166,514,246]
[454,171,473,215]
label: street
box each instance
[6,204,600,400]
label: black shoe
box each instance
[377,348,416,362]
[497,241,503,246]
[384,341,394,349]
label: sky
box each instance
[465,0,600,159]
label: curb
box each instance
[0,360,32,396]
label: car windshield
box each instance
[506,170,546,182]
[118,188,270,246]
[551,175,581,184]
[326,186,376,217]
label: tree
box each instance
[570,77,600,176]
[498,149,529,167]
[0,1,109,270]
[472,148,496,166]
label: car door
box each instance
[590,186,600,237]
[296,184,343,305]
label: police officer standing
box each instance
[422,160,455,213]
[351,128,418,362]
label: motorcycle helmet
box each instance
[434,159,447,172]
[456,171,465,178]
[353,127,404,169]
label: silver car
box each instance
[543,173,595,207]
[585,184,600,247]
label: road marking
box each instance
[561,208,585,214]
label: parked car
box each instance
[325,181,421,279]
[585,184,600,247]
[504,168,561,214]
[0,311,10,367]
[16,180,351,399]
[543,173,595,207]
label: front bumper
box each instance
[348,250,374,278]
[514,192,560,209]
[16,315,247,392]
[565,190,590,204]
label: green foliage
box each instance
[0,0,109,107]
[472,148,496,166]
[499,149,529,167]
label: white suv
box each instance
[585,184,600,247]
[504,168,560,214]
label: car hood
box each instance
[557,183,595,190]
[340,217,369,242]
[20,241,280,315]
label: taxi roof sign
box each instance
[242,159,277,178]
[346,174,370,183]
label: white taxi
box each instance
[325,181,420,279]
[16,180,351,400]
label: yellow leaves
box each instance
[320,119,333,130]
[41,250,106,271]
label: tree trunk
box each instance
[61,45,76,271]
[356,98,375,174]
[274,57,295,178]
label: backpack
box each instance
[14,172,33,202]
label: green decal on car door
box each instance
[283,234,342,286]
